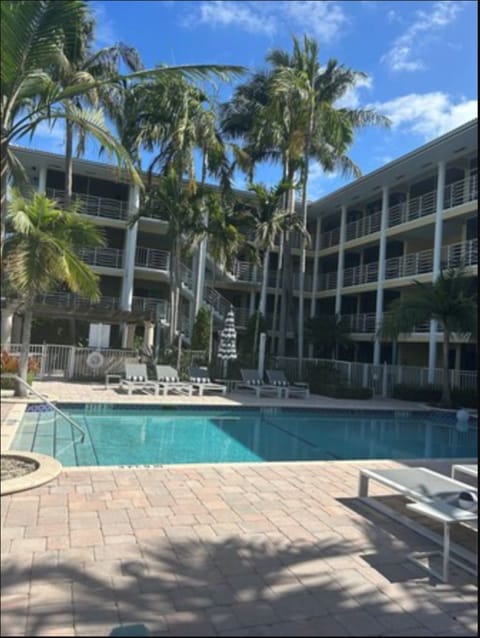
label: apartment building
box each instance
[2,119,477,375]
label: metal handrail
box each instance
[2,374,86,443]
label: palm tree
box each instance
[247,181,309,352]
[269,35,390,366]
[1,0,245,257]
[378,267,477,406]
[137,169,206,344]
[4,189,104,396]
[204,193,246,362]
[305,313,353,360]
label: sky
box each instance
[26,0,478,201]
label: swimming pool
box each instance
[12,404,477,467]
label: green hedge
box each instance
[0,372,35,390]
[393,384,477,408]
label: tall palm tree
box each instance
[1,0,245,257]
[4,189,104,396]
[378,267,477,406]
[204,193,246,362]
[136,169,206,343]
[247,181,309,352]
[269,35,390,366]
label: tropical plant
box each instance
[305,313,353,359]
[378,267,477,406]
[3,189,103,396]
[268,35,390,363]
[1,0,245,257]
[136,169,206,343]
[191,306,211,352]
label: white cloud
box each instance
[91,2,118,47]
[382,1,463,72]
[371,92,477,140]
[335,74,373,109]
[182,1,347,43]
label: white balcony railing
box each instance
[131,296,168,318]
[320,174,478,249]
[319,239,478,292]
[80,247,124,269]
[46,188,128,220]
[135,246,170,271]
[341,312,440,334]
[232,260,262,283]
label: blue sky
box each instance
[28,0,478,200]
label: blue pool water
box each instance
[13,404,477,467]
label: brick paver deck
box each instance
[1,459,477,637]
[1,385,477,636]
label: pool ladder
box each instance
[2,374,86,444]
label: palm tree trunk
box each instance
[254,250,269,355]
[208,269,216,364]
[15,302,33,398]
[1,137,9,260]
[278,175,295,356]
[271,160,288,355]
[64,119,74,207]
[441,325,452,406]
[169,241,177,343]
[174,242,182,341]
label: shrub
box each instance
[0,351,40,389]
[191,306,211,351]
[451,389,477,409]
[392,383,477,409]
[306,361,345,391]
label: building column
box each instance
[120,185,140,311]
[428,160,446,382]
[1,307,14,348]
[249,289,256,316]
[193,214,208,321]
[334,205,347,316]
[308,217,322,358]
[143,321,155,349]
[121,324,136,349]
[373,185,389,365]
[38,165,47,194]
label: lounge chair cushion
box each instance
[190,377,210,383]
[159,376,179,383]
[272,380,288,386]
[247,379,261,385]
[127,375,145,381]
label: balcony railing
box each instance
[46,188,128,220]
[320,174,478,249]
[319,239,477,292]
[80,247,124,269]
[35,291,121,311]
[341,312,439,334]
[135,247,170,271]
[131,296,168,318]
[232,260,262,283]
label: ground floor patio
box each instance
[1,385,477,636]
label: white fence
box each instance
[271,356,477,397]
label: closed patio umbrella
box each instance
[217,307,237,377]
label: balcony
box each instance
[341,312,437,334]
[80,247,124,269]
[318,239,478,292]
[135,247,170,271]
[320,174,478,249]
[46,188,128,220]
[232,260,263,283]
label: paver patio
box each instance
[1,385,477,636]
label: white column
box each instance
[193,215,208,319]
[428,161,446,382]
[373,186,389,365]
[1,307,14,348]
[334,205,347,316]
[143,321,155,349]
[310,217,322,319]
[120,185,140,311]
[38,166,47,194]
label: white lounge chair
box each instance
[190,366,227,396]
[266,369,310,398]
[358,467,478,582]
[119,363,160,395]
[238,369,283,398]
[155,365,193,396]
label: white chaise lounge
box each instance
[155,365,193,396]
[119,363,160,395]
[358,467,478,582]
[189,367,227,396]
[238,369,283,398]
[266,369,310,398]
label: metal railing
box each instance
[232,260,262,283]
[320,175,478,249]
[79,247,124,269]
[46,188,128,220]
[1,374,86,443]
[319,239,478,291]
[131,297,168,318]
[35,291,121,311]
[341,313,437,334]
[135,247,170,271]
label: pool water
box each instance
[13,405,477,467]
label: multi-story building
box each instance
[2,119,477,377]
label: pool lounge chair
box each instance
[189,367,227,396]
[155,365,193,396]
[358,467,478,582]
[266,369,310,398]
[119,363,160,395]
[238,369,284,398]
